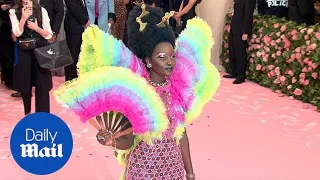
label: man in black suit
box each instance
[39,0,64,43]
[224,0,256,84]
[64,0,89,81]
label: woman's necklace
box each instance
[148,78,169,87]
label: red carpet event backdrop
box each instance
[221,14,320,110]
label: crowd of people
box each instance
[0,0,199,115]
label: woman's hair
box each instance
[126,5,175,62]
[13,0,42,26]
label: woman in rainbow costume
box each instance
[54,3,220,180]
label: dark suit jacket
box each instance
[40,0,64,34]
[231,0,256,35]
[64,0,89,33]
[288,0,315,26]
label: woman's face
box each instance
[147,42,176,77]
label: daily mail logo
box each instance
[20,129,63,158]
[10,113,73,175]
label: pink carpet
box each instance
[0,73,319,180]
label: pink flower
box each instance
[257,51,261,57]
[276,38,281,43]
[299,79,305,85]
[224,43,229,48]
[274,78,281,84]
[290,54,296,60]
[303,79,310,86]
[304,35,310,40]
[271,53,276,58]
[256,64,262,70]
[270,40,276,46]
[307,43,317,51]
[280,76,286,82]
[262,66,266,71]
[296,53,302,61]
[276,32,281,37]
[293,88,303,96]
[295,47,301,53]
[275,67,281,75]
[273,23,280,28]
[270,70,276,77]
[302,67,308,73]
[263,56,269,62]
[292,35,297,40]
[312,63,318,69]
[292,77,297,83]
[225,58,229,63]
[283,38,291,49]
[287,70,294,76]
[316,32,320,40]
[312,72,318,79]
[300,28,306,33]
[261,51,266,56]
[287,85,292,90]
[306,40,310,45]
[276,51,282,56]
[275,60,279,64]
[256,38,261,43]
[249,58,254,63]
[264,46,270,52]
[268,65,275,70]
[303,58,310,64]
[299,73,306,79]
[307,28,314,35]
[280,25,287,32]
[290,29,298,36]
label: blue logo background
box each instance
[10,112,73,175]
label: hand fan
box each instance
[92,111,133,140]
[54,66,169,142]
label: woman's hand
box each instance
[96,130,113,146]
[27,18,39,31]
[22,7,32,20]
[174,12,181,22]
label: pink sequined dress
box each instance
[125,82,185,179]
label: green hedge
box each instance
[220,14,320,110]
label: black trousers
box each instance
[21,90,50,115]
[65,32,83,81]
[0,45,14,88]
[228,33,248,79]
[13,50,51,115]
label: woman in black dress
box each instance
[9,0,53,115]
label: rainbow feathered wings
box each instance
[54,17,220,142]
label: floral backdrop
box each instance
[220,14,320,110]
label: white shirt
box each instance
[9,7,53,40]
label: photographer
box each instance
[9,0,53,115]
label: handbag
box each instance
[18,38,37,50]
[33,40,74,70]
